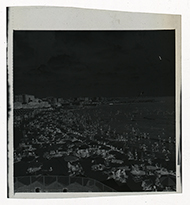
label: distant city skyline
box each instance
[13,30,175,98]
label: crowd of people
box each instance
[14,102,176,191]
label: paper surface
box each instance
[7,6,181,198]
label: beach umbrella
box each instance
[102,178,119,189]
[64,156,78,162]
[160,175,176,187]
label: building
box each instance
[15,94,35,104]
[46,97,58,105]
[57,98,64,103]
[15,95,23,103]
[23,94,35,104]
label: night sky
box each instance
[13,30,175,98]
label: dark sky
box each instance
[13,30,175,98]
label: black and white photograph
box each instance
[12,30,177,193]
[6,6,182,198]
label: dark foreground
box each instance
[13,97,176,192]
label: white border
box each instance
[1,1,189,205]
[7,6,181,199]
